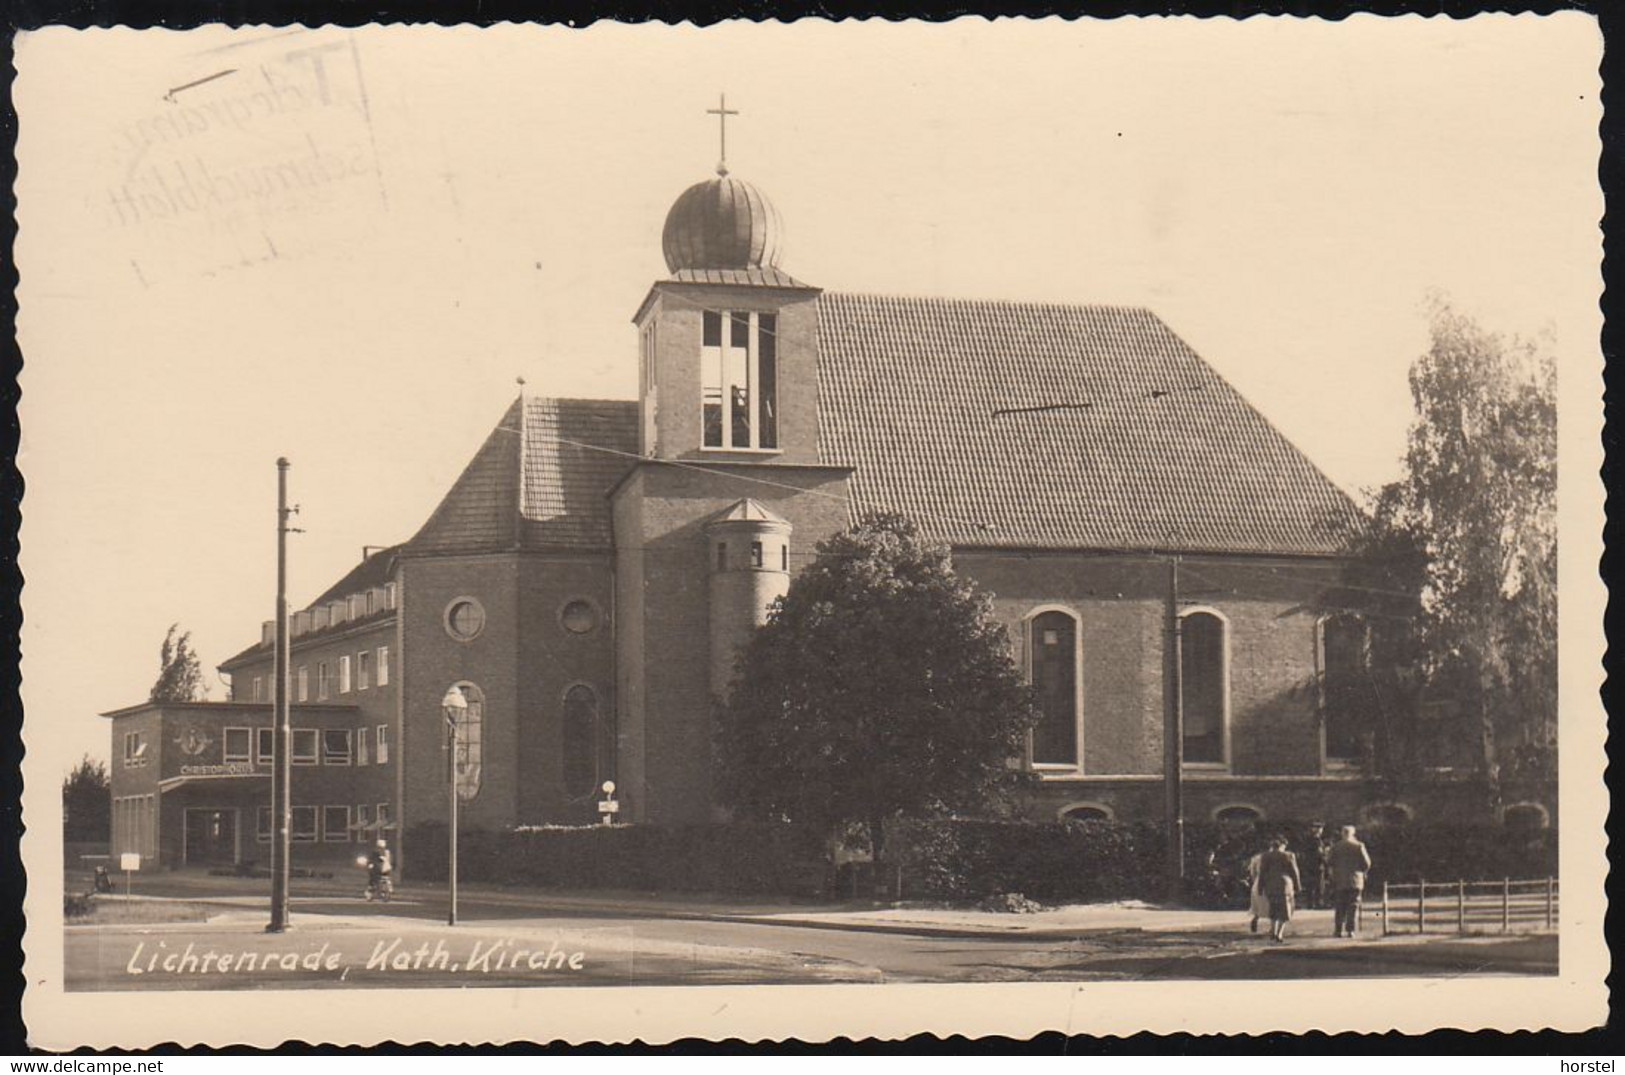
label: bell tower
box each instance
[614,100,853,826]
[632,97,821,464]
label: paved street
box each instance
[63,874,1557,991]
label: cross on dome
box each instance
[706,93,739,176]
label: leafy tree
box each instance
[715,513,1038,867]
[1344,301,1556,793]
[62,755,110,843]
[149,623,207,703]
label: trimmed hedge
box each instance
[889,818,1558,905]
[404,818,1557,906]
[406,821,830,898]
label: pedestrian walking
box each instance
[1245,846,1269,933]
[1300,821,1330,909]
[1328,824,1372,938]
[1256,835,1301,942]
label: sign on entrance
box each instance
[119,852,141,872]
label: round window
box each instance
[445,598,486,641]
[560,600,599,635]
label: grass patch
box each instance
[66,897,215,925]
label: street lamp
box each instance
[441,684,467,926]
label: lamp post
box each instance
[442,685,467,926]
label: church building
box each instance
[104,140,1501,872]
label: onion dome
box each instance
[661,175,784,274]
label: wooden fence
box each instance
[1380,878,1558,935]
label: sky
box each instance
[14,16,1603,771]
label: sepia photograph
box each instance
[11,15,1607,1046]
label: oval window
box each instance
[560,600,599,635]
[445,598,485,641]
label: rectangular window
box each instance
[377,646,390,687]
[256,806,273,842]
[292,729,318,765]
[357,726,371,766]
[223,728,251,764]
[357,802,371,829]
[1030,611,1079,766]
[291,806,318,842]
[338,656,351,694]
[750,541,763,568]
[781,545,788,571]
[322,805,351,842]
[1180,612,1228,765]
[317,662,331,701]
[700,309,779,451]
[728,311,751,447]
[122,731,147,768]
[253,676,264,702]
[384,583,397,610]
[702,310,724,447]
[323,728,352,765]
[377,802,391,828]
[357,651,371,691]
[256,727,274,765]
[1321,615,1369,765]
[758,312,777,448]
[716,542,727,570]
[297,667,309,703]
[376,724,390,765]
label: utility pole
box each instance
[267,458,294,933]
[1163,547,1185,901]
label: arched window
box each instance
[1180,610,1228,765]
[1501,802,1550,831]
[562,685,599,799]
[1028,609,1080,767]
[1320,613,1369,765]
[450,682,484,801]
[1359,802,1413,828]
[1213,803,1264,826]
[1059,803,1113,823]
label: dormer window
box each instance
[701,309,778,450]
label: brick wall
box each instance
[957,550,1347,788]
[515,553,616,826]
[613,460,852,824]
[398,553,522,834]
[224,620,399,813]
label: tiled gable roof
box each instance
[309,544,401,607]
[406,396,638,556]
[816,292,1360,555]
[518,397,639,549]
[407,398,526,554]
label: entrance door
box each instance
[184,808,238,865]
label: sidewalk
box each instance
[95,870,1556,948]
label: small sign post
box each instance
[119,852,140,901]
[598,781,618,827]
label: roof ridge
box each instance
[523,395,639,408]
[823,290,1156,317]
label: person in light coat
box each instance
[1328,824,1373,938]
[1255,835,1302,942]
